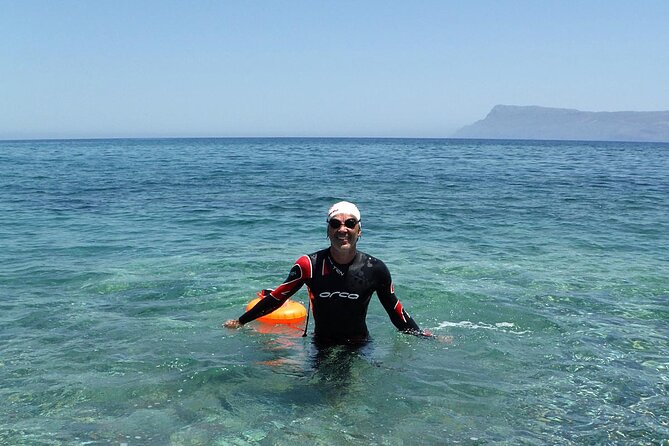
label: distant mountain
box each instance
[454,105,669,142]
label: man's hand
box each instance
[223,319,242,329]
[434,335,454,344]
[417,329,453,343]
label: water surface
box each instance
[1,138,667,445]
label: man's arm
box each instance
[376,263,434,338]
[224,256,311,328]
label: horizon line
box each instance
[2,135,668,144]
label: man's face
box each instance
[327,213,361,251]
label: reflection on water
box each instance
[309,340,374,395]
[252,323,378,400]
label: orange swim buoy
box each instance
[246,297,307,325]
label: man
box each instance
[224,201,434,343]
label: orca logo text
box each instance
[319,291,359,300]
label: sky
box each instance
[2,0,668,139]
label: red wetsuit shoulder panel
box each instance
[296,255,313,280]
[268,255,311,301]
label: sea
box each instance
[1,137,667,445]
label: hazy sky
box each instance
[2,0,668,139]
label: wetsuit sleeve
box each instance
[376,262,428,336]
[238,256,311,325]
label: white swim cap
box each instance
[327,201,361,222]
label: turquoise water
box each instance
[1,138,668,445]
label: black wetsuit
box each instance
[238,248,423,343]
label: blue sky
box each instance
[2,0,668,139]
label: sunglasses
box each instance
[328,218,359,229]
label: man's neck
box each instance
[329,246,357,265]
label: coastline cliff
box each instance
[454,105,669,142]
